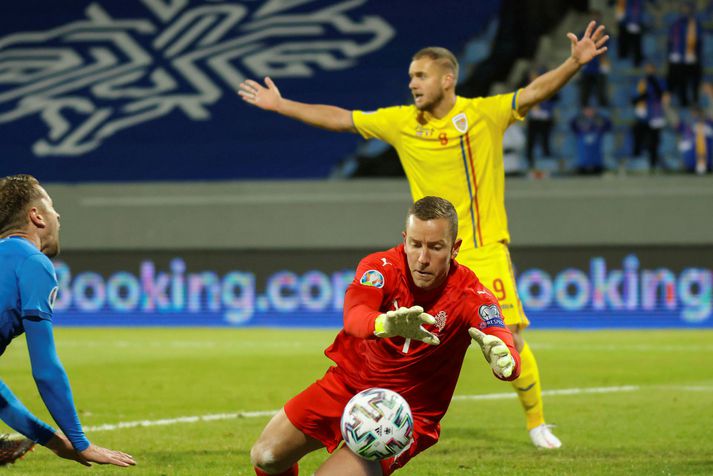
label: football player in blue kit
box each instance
[0,174,135,467]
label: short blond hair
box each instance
[413,47,459,80]
[0,174,43,236]
[407,196,459,243]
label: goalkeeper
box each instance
[251,196,519,476]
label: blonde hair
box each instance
[0,174,43,236]
[413,47,459,81]
[407,196,459,243]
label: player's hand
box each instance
[44,433,90,466]
[79,444,136,467]
[45,433,135,467]
[374,306,440,345]
[468,328,515,378]
[567,21,609,66]
[238,77,282,111]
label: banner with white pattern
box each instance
[0,0,496,181]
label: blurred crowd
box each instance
[506,1,713,177]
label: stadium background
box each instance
[2,0,711,329]
[1,0,713,474]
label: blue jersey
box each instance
[0,236,57,355]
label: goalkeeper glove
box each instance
[374,306,440,345]
[468,328,515,378]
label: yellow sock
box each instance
[511,340,544,430]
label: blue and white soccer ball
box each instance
[340,387,414,461]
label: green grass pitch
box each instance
[0,328,711,475]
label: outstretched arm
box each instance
[343,281,439,345]
[25,319,135,467]
[238,76,356,132]
[517,21,609,116]
[24,318,90,452]
[0,379,56,444]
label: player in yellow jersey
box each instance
[239,20,609,450]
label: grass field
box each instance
[0,328,712,475]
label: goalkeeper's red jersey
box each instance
[324,244,520,423]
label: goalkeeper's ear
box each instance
[450,238,462,261]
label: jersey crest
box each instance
[48,286,59,310]
[360,270,385,288]
[452,113,468,133]
[434,310,447,331]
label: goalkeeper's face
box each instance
[402,216,462,291]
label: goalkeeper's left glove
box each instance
[374,306,440,345]
[468,328,515,378]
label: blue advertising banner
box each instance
[50,247,713,329]
[0,0,499,181]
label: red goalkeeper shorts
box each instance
[283,366,440,475]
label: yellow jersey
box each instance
[353,93,523,256]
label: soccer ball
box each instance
[340,387,414,461]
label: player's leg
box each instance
[314,445,382,476]
[484,248,543,429]
[507,323,559,448]
[253,367,354,474]
[459,243,560,449]
[496,246,561,449]
[316,416,440,476]
[251,408,323,475]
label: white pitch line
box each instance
[664,385,713,392]
[83,385,641,433]
[452,385,640,401]
[85,410,277,432]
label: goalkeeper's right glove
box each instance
[374,306,440,345]
[468,327,515,378]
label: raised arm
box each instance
[517,21,609,116]
[238,76,356,133]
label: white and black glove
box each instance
[469,328,515,378]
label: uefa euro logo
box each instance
[360,269,384,288]
[0,0,394,156]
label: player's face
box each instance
[408,58,447,112]
[402,216,460,291]
[36,186,61,258]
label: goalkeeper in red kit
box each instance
[251,196,520,475]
